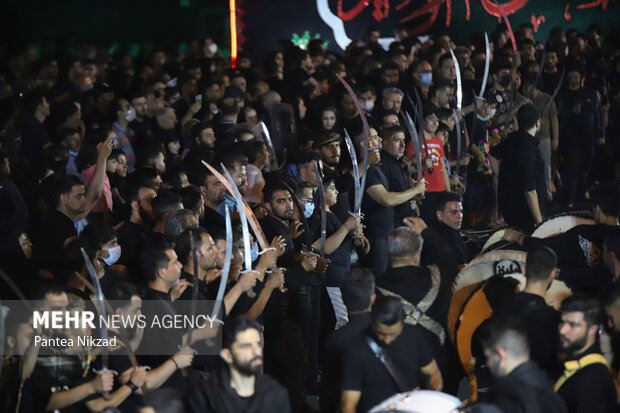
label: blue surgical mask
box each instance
[103,245,121,266]
[420,73,433,86]
[303,202,315,218]
[250,242,259,263]
[477,108,497,122]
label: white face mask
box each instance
[208,43,218,55]
[103,245,121,266]
[250,242,259,262]
[477,108,497,121]
[303,201,315,218]
[361,100,374,112]
[125,107,136,122]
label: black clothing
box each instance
[556,344,616,413]
[379,150,413,227]
[320,312,372,413]
[308,210,351,287]
[478,361,567,413]
[362,165,394,239]
[34,209,77,277]
[188,367,291,413]
[494,292,561,377]
[138,287,183,366]
[429,221,469,265]
[492,130,546,231]
[117,220,147,281]
[20,116,50,164]
[259,214,317,288]
[341,325,434,413]
[523,224,617,270]
[201,205,226,236]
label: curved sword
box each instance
[259,121,281,171]
[211,205,233,320]
[494,0,517,53]
[453,109,462,178]
[222,165,253,275]
[81,247,116,400]
[313,163,327,256]
[479,33,491,99]
[343,129,361,214]
[403,111,423,179]
[337,74,371,217]
[413,87,432,174]
[450,49,463,111]
[201,161,272,251]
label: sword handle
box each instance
[93,367,118,400]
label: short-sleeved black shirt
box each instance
[35,209,77,275]
[341,325,434,413]
[362,165,394,238]
[492,130,546,231]
[379,151,413,227]
[308,210,351,286]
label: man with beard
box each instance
[117,185,157,282]
[190,166,227,235]
[185,122,216,170]
[474,317,567,413]
[216,153,249,214]
[314,133,351,223]
[340,296,442,413]
[188,316,291,413]
[555,295,616,413]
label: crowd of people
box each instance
[0,17,619,413]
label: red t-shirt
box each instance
[421,136,446,192]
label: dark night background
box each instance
[0,0,618,60]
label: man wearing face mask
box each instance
[491,104,546,231]
[487,59,517,136]
[111,98,137,173]
[409,60,433,100]
[79,221,122,294]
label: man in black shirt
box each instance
[340,296,442,413]
[475,317,567,413]
[492,103,546,231]
[555,295,616,413]
[188,316,291,413]
[495,247,562,378]
[138,245,216,378]
[321,268,375,413]
[379,125,415,227]
[35,138,112,276]
[117,185,157,281]
[429,191,470,266]
[189,165,227,235]
[358,128,426,276]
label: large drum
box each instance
[448,250,571,372]
[479,211,595,254]
[369,390,463,413]
[531,211,594,238]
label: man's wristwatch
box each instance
[125,381,139,393]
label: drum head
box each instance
[531,213,594,238]
[369,390,462,412]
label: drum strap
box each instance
[554,353,609,391]
[377,265,446,344]
[365,336,410,393]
